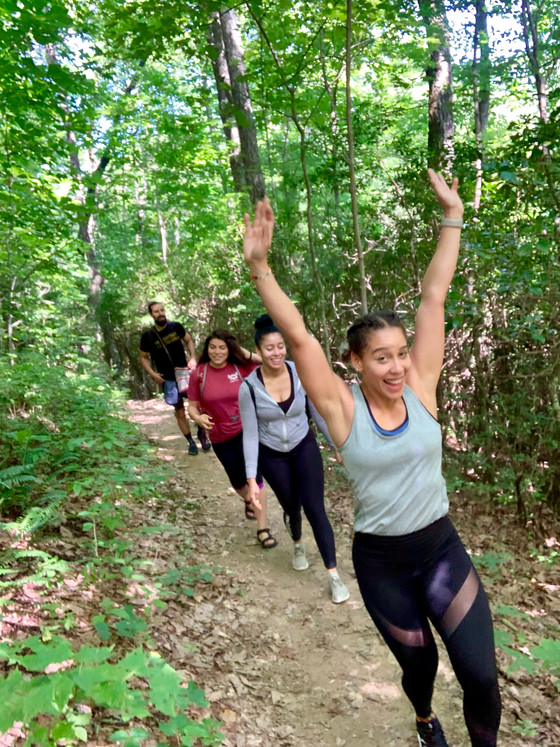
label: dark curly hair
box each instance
[343,310,408,362]
[199,329,251,367]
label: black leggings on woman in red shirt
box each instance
[352,516,501,747]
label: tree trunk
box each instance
[472,0,490,211]
[46,44,144,373]
[45,44,107,312]
[156,196,179,300]
[319,32,342,220]
[208,8,265,205]
[249,9,334,366]
[346,0,368,315]
[207,15,245,192]
[520,0,548,123]
[520,0,560,219]
[418,0,455,172]
[297,125,333,368]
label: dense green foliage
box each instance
[0,352,151,528]
[0,346,223,742]
[0,0,559,735]
[2,0,558,518]
[0,638,223,746]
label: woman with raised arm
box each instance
[187,329,276,550]
[239,313,349,603]
[242,171,501,747]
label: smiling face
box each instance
[350,327,411,402]
[257,332,286,372]
[207,338,229,368]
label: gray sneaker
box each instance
[292,543,309,571]
[328,572,350,604]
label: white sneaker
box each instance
[329,572,350,604]
[292,543,309,571]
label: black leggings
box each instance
[212,432,262,491]
[259,430,337,569]
[352,517,501,747]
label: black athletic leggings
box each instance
[352,517,501,747]
[258,429,337,569]
[212,432,262,491]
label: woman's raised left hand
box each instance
[427,169,464,218]
[243,197,275,268]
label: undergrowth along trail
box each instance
[1,396,558,746]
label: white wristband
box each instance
[441,217,464,228]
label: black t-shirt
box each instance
[139,321,188,381]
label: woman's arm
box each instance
[243,200,353,446]
[186,366,214,430]
[408,169,464,415]
[238,382,260,480]
[239,346,262,364]
[187,401,214,431]
[306,395,336,449]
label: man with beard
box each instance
[139,301,211,455]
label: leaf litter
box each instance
[0,397,557,746]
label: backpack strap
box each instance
[151,326,174,365]
[244,379,257,410]
[198,363,209,402]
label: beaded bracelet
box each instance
[251,268,272,280]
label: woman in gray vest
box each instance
[239,314,350,604]
[241,170,500,747]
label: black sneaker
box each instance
[198,428,212,452]
[187,440,199,456]
[416,717,449,747]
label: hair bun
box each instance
[254,313,274,330]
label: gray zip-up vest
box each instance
[239,361,333,479]
[339,384,448,536]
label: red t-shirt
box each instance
[187,361,259,444]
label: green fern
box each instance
[1,490,67,534]
[0,464,37,489]
[0,547,68,588]
[0,494,66,536]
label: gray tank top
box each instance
[339,384,448,536]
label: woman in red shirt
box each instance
[187,329,276,549]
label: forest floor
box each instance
[3,398,559,746]
[124,399,560,747]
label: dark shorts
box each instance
[212,432,263,491]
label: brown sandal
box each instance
[244,500,257,521]
[256,528,277,550]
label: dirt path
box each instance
[128,398,491,747]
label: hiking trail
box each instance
[129,398,550,747]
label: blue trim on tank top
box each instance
[361,386,410,436]
[371,413,409,436]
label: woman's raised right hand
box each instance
[243,197,274,267]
